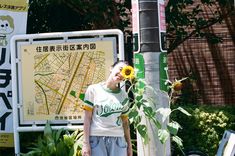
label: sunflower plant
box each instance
[121,65,191,153]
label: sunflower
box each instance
[170,77,188,92]
[121,65,135,80]
[172,80,183,91]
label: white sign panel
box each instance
[0,0,28,147]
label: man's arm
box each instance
[82,110,93,156]
[122,116,133,156]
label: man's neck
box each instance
[105,81,119,91]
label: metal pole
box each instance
[137,0,170,155]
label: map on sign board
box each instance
[19,39,115,123]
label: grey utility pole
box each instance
[132,0,170,155]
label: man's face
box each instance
[110,62,127,83]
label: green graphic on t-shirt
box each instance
[96,103,123,117]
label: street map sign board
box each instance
[19,38,115,124]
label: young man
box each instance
[82,61,133,156]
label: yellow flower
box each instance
[171,80,183,91]
[169,77,188,92]
[121,65,135,80]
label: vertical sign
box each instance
[0,0,28,147]
[132,0,140,52]
[158,0,167,52]
[158,0,168,91]
[159,53,168,91]
[134,53,145,89]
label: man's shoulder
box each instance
[87,83,102,90]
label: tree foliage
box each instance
[166,0,235,53]
[27,0,235,52]
[27,0,131,34]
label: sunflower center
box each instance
[125,69,131,76]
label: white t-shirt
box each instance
[83,83,129,137]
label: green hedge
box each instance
[171,104,235,156]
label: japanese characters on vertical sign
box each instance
[159,53,168,91]
[158,0,167,52]
[132,0,140,52]
[18,38,115,124]
[134,53,145,89]
[0,0,28,147]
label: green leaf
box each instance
[22,150,41,156]
[56,128,64,143]
[47,142,56,154]
[137,124,149,144]
[136,101,142,109]
[167,121,181,135]
[135,116,142,125]
[56,141,68,156]
[128,109,138,119]
[156,108,171,122]
[142,99,148,103]
[72,139,82,156]
[143,106,155,118]
[152,118,162,129]
[137,88,145,94]
[75,130,84,141]
[69,147,75,156]
[172,136,183,147]
[137,125,147,136]
[76,133,84,149]
[177,107,191,116]
[135,95,143,101]
[136,79,146,90]
[158,129,170,144]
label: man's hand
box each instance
[82,142,91,156]
[127,144,133,156]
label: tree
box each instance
[166,0,235,53]
[27,0,131,35]
[28,0,235,54]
